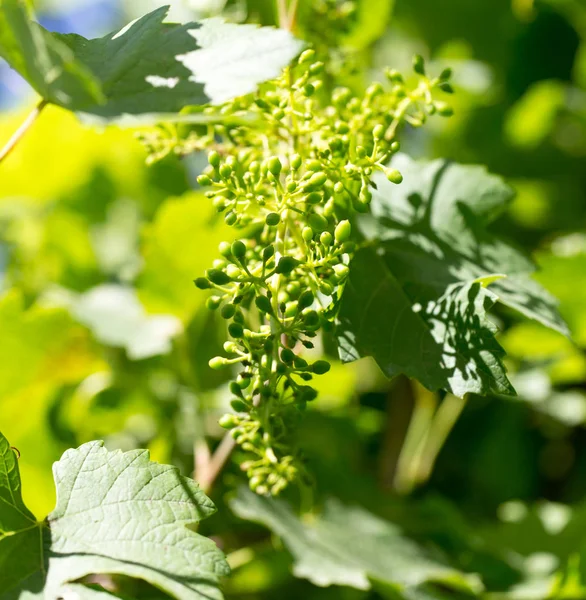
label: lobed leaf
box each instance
[0,431,229,600]
[0,2,303,122]
[230,486,482,595]
[337,155,568,397]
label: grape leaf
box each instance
[230,487,482,595]
[0,1,303,122]
[337,155,568,397]
[0,431,229,600]
[0,0,103,109]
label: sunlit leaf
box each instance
[0,431,229,599]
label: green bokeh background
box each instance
[1,0,586,598]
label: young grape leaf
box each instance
[0,2,303,122]
[0,431,229,600]
[337,155,568,397]
[230,487,482,595]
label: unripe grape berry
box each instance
[209,356,227,370]
[311,360,331,375]
[300,386,319,402]
[304,192,321,205]
[435,101,454,117]
[304,84,315,97]
[439,67,453,81]
[273,108,285,120]
[309,61,324,74]
[281,348,295,363]
[305,172,327,191]
[320,232,333,246]
[320,281,334,296]
[197,174,212,186]
[413,54,426,75]
[298,290,314,309]
[208,150,220,168]
[290,154,302,170]
[304,310,320,327]
[284,302,298,318]
[212,196,227,211]
[276,256,300,274]
[335,220,351,243]
[194,277,211,290]
[219,163,232,178]
[231,240,246,258]
[255,295,273,314]
[228,323,244,338]
[334,181,344,194]
[287,180,297,193]
[219,241,232,257]
[298,48,315,64]
[219,414,239,429]
[308,213,328,232]
[439,82,454,94]
[267,157,282,177]
[302,226,314,242]
[230,399,248,412]
[333,264,349,280]
[294,356,308,369]
[323,199,335,217]
[224,211,237,226]
[263,245,275,261]
[266,212,281,226]
[207,268,232,285]
[286,281,301,299]
[390,141,400,153]
[373,124,384,140]
[221,304,236,319]
[206,296,221,310]
[386,169,403,184]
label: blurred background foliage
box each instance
[1,0,586,598]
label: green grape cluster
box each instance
[192,50,452,495]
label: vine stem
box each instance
[199,433,236,495]
[0,99,48,165]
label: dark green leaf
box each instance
[231,487,481,595]
[337,155,568,396]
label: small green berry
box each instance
[298,48,315,64]
[266,212,281,226]
[219,414,239,429]
[209,356,227,370]
[194,277,211,290]
[221,304,236,319]
[231,240,247,258]
[308,213,328,232]
[207,268,232,285]
[255,295,273,314]
[197,174,212,187]
[413,54,426,76]
[276,256,300,274]
[386,169,403,184]
[311,360,331,375]
[228,322,244,338]
[267,156,282,177]
[334,220,351,243]
[208,150,220,168]
[298,290,314,309]
[320,231,333,246]
[302,226,314,242]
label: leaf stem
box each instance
[199,433,236,495]
[0,99,48,165]
[416,393,468,483]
